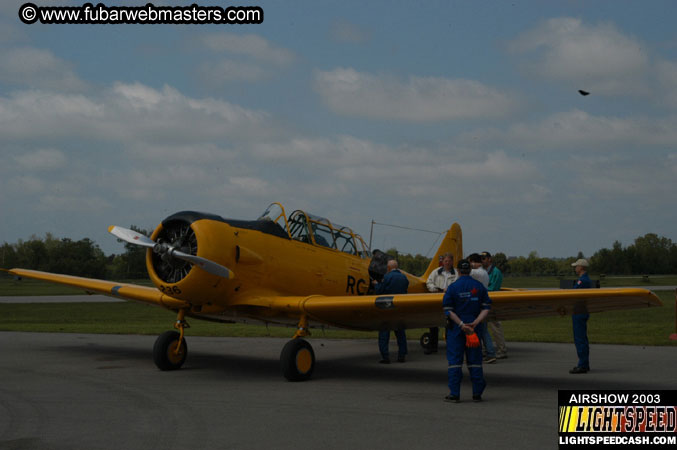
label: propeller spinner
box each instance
[108,225,233,279]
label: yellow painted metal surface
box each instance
[7,268,189,309]
[296,348,313,373]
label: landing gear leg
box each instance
[280,315,315,381]
[153,309,189,371]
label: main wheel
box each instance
[420,332,432,350]
[280,338,315,381]
[153,330,187,371]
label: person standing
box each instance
[373,260,409,363]
[468,253,489,287]
[443,259,491,403]
[468,253,496,363]
[570,258,591,374]
[425,252,457,354]
[481,251,507,359]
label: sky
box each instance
[1,0,676,259]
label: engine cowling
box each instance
[146,212,236,305]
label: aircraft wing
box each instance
[5,268,662,331]
[4,268,188,309]
[279,288,662,331]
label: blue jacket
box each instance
[574,272,591,289]
[375,269,409,295]
[442,275,491,323]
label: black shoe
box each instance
[379,359,390,364]
[397,356,405,363]
[472,395,482,402]
[444,395,460,403]
[569,366,589,374]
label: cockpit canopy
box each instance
[258,202,372,258]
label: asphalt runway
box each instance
[1,332,675,450]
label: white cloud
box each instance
[314,68,518,121]
[14,148,67,170]
[200,33,295,66]
[458,109,677,152]
[196,33,295,85]
[227,176,269,195]
[126,142,235,164]
[655,59,677,108]
[0,82,272,144]
[252,136,543,208]
[331,21,371,44]
[569,154,676,200]
[197,59,269,83]
[0,47,88,92]
[508,18,649,95]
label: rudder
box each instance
[422,223,463,280]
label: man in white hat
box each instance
[570,258,591,374]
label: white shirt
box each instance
[471,267,489,288]
[426,267,458,292]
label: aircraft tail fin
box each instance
[421,223,463,281]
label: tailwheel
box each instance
[280,338,315,382]
[153,330,187,370]
[420,332,433,350]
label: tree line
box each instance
[388,232,677,277]
[1,227,150,280]
[2,231,676,279]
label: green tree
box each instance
[492,252,508,274]
[0,243,17,269]
[629,233,672,274]
[108,225,151,279]
[385,248,431,277]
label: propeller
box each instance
[108,225,233,279]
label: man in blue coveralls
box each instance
[373,259,409,363]
[570,258,591,374]
[442,259,491,402]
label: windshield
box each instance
[257,202,290,237]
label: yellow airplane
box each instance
[5,202,662,381]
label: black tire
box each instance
[280,338,315,381]
[153,330,187,371]
[420,332,432,349]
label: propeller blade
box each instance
[108,225,155,248]
[171,249,234,279]
[108,225,234,279]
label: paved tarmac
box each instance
[1,331,675,450]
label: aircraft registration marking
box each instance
[345,275,368,295]
[159,285,182,295]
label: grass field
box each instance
[501,275,677,289]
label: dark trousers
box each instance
[572,313,590,369]
[378,329,407,359]
[429,327,439,349]
[446,324,486,397]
